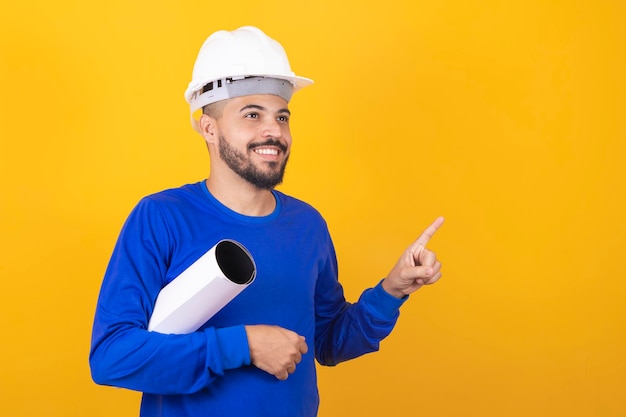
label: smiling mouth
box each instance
[249,139,288,155]
[253,147,280,156]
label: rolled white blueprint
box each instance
[148,239,256,334]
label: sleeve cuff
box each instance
[213,325,251,370]
[360,280,408,319]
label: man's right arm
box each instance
[89,198,251,394]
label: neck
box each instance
[205,175,276,217]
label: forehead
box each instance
[222,94,290,114]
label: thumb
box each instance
[398,263,433,281]
[298,337,309,354]
[408,265,434,284]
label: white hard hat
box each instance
[185,26,313,121]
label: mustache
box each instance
[248,139,288,153]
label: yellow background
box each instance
[1,1,625,416]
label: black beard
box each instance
[218,135,289,190]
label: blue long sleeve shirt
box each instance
[90,181,406,417]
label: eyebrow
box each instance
[239,104,291,115]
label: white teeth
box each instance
[254,148,279,155]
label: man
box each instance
[90,26,443,417]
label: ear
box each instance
[198,114,219,145]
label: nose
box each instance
[262,118,283,139]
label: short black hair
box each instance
[202,101,226,118]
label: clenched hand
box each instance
[245,325,308,380]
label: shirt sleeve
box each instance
[313,232,407,366]
[89,197,251,395]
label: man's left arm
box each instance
[314,217,444,366]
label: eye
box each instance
[245,112,259,119]
[277,114,290,123]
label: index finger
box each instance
[415,216,445,247]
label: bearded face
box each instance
[218,135,289,190]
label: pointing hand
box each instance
[382,217,444,298]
